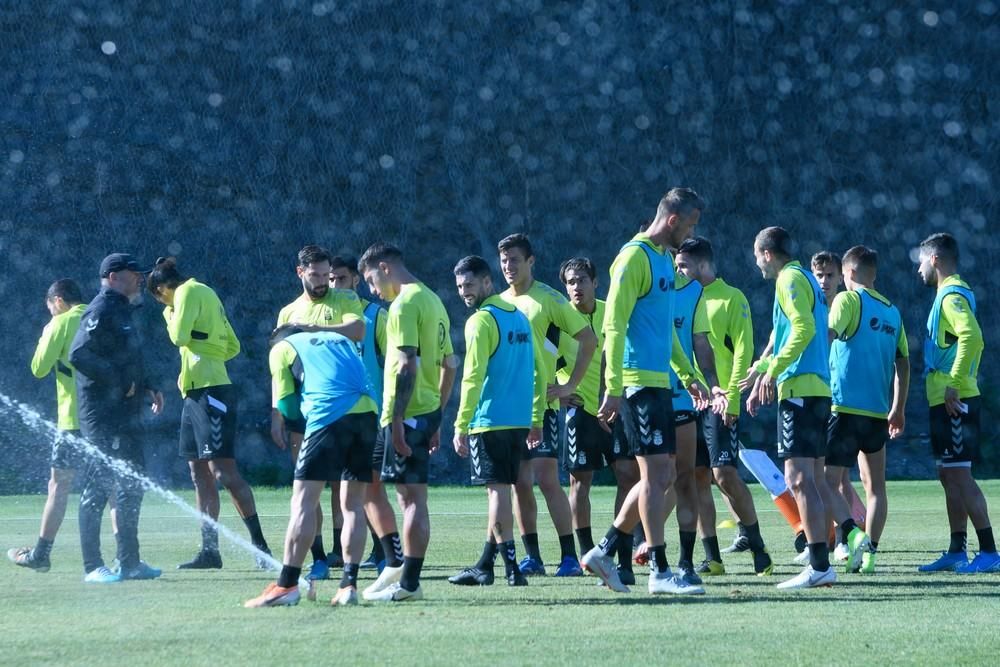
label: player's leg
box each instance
[673,418,700,583]
[328,480,345,567]
[209,458,271,560]
[857,446,886,573]
[569,470,594,552]
[364,425,403,574]
[78,455,113,580]
[9,465,74,571]
[694,466,722,574]
[513,449,542,572]
[611,457,639,575]
[533,457,580,576]
[920,403,972,571]
[450,432,500,586]
[840,468,867,529]
[176,459,224,569]
[113,436,156,580]
[393,482,429,596]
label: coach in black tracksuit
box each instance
[69,253,164,580]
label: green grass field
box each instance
[4,481,1000,666]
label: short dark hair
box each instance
[358,243,403,273]
[559,257,596,283]
[298,245,331,267]
[841,246,878,273]
[453,255,492,280]
[330,255,360,276]
[755,226,793,258]
[656,187,706,220]
[920,233,959,264]
[47,279,82,304]
[147,257,186,294]
[269,324,304,348]
[677,236,714,265]
[810,250,842,272]
[497,233,533,258]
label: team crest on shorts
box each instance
[653,430,663,446]
[578,451,587,465]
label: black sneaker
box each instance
[752,548,774,576]
[326,551,344,568]
[506,570,529,586]
[7,547,50,573]
[616,566,636,586]
[448,566,495,586]
[721,535,751,554]
[177,550,223,570]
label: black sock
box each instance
[870,541,879,552]
[839,518,857,544]
[598,526,630,557]
[370,526,385,560]
[277,565,301,588]
[616,532,634,571]
[33,536,53,560]
[243,514,268,550]
[522,532,542,563]
[678,530,697,565]
[794,531,808,553]
[743,522,766,553]
[500,540,519,576]
[808,542,830,572]
[201,523,219,552]
[976,527,997,553]
[702,536,721,562]
[558,533,577,560]
[310,534,326,563]
[474,539,497,570]
[380,533,403,568]
[738,522,749,538]
[651,544,669,573]
[399,556,424,591]
[632,522,646,544]
[949,531,968,554]
[576,527,595,554]
[339,562,360,588]
[332,527,343,557]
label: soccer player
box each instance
[359,244,458,601]
[557,257,640,585]
[915,233,999,573]
[824,246,909,574]
[675,237,773,577]
[581,187,711,595]
[245,324,378,607]
[449,255,542,587]
[331,255,389,570]
[744,227,836,589]
[498,233,597,577]
[8,280,107,572]
[147,258,272,569]
[273,245,365,580]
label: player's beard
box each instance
[304,283,328,299]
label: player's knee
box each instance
[713,467,741,494]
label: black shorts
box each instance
[524,409,560,460]
[674,409,699,427]
[179,385,238,460]
[565,409,615,471]
[295,412,377,482]
[610,418,634,460]
[621,387,676,457]
[777,397,831,460]
[930,397,981,468]
[374,410,442,484]
[698,412,739,469]
[286,416,307,436]
[826,412,888,468]
[470,429,525,485]
[51,429,85,470]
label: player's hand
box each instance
[391,422,412,458]
[428,428,441,455]
[560,393,584,408]
[547,383,574,403]
[723,412,738,427]
[943,386,964,418]
[453,432,469,457]
[758,374,776,406]
[148,390,164,416]
[710,386,729,416]
[738,368,761,394]
[888,407,905,439]
[526,427,543,449]
[687,381,709,408]
[597,395,621,433]
[270,410,288,450]
[746,377,763,417]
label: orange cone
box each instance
[773,490,803,535]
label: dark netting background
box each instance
[1,1,997,490]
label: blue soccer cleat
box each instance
[955,551,1000,574]
[84,566,121,583]
[554,555,583,577]
[917,551,968,573]
[308,559,330,580]
[518,556,546,576]
[120,561,162,581]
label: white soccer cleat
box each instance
[833,543,850,562]
[362,564,403,600]
[581,547,629,593]
[793,549,810,565]
[776,566,837,590]
[648,569,705,595]
[367,582,422,602]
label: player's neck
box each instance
[509,278,534,296]
[935,269,957,287]
[700,272,718,287]
[574,299,596,315]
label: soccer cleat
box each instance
[518,556,546,576]
[776,566,837,589]
[648,569,705,595]
[254,546,276,571]
[632,541,650,565]
[617,566,636,586]
[326,552,344,569]
[507,571,529,586]
[177,550,222,570]
[331,585,359,606]
[359,550,380,569]
[362,564,403,600]
[582,547,629,593]
[448,566,495,586]
[833,542,851,562]
[244,582,300,608]
[308,559,331,581]
[119,561,162,581]
[955,551,1000,574]
[7,547,50,573]
[555,555,583,577]
[721,534,750,554]
[696,559,726,576]
[367,582,423,602]
[918,551,968,573]
[753,549,774,576]
[84,566,121,583]
[860,549,876,575]
[793,549,810,565]
[845,528,871,574]
[676,561,704,586]
[793,531,808,554]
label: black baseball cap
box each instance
[99,253,151,277]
